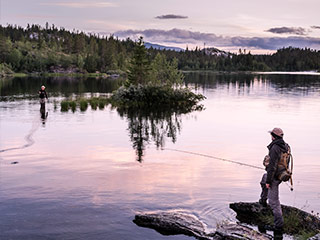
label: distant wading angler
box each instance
[259,127,292,236]
[39,85,48,104]
[39,85,48,124]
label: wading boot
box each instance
[274,228,283,240]
[259,198,267,207]
[263,225,283,239]
[257,225,266,234]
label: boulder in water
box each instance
[133,210,271,240]
[230,202,320,238]
[133,211,207,239]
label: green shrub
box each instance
[69,101,77,112]
[259,207,318,239]
[79,99,88,111]
[110,84,205,112]
[60,98,109,112]
[0,63,14,76]
[89,98,98,110]
[61,101,69,112]
[98,98,108,109]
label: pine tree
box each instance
[0,36,12,62]
[7,48,22,70]
[127,37,150,85]
[150,53,183,86]
[84,54,97,73]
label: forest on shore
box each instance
[1,23,320,76]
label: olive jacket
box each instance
[266,138,288,184]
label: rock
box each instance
[214,223,272,240]
[133,211,271,240]
[109,74,120,79]
[49,65,83,74]
[308,233,320,240]
[133,211,208,239]
[230,202,320,236]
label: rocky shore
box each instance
[133,202,320,239]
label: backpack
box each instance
[277,144,293,182]
[263,144,293,184]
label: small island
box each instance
[59,37,205,114]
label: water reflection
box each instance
[116,107,186,162]
[1,73,320,240]
[185,72,320,96]
[0,76,124,99]
[40,102,48,125]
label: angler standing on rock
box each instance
[259,127,292,236]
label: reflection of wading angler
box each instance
[259,127,292,236]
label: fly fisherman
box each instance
[39,85,48,124]
[259,127,290,236]
[39,85,48,104]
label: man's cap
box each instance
[268,127,284,137]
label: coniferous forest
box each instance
[1,23,320,76]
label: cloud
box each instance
[115,29,217,43]
[311,26,320,29]
[266,27,307,35]
[14,14,57,20]
[41,1,117,8]
[155,14,188,20]
[114,28,320,50]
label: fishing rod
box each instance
[164,148,294,191]
[165,148,264,170]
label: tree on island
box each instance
[110,36,205,111]
[127,36,184,87]
[127,36,151,85]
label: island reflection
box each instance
[116,106,201,162]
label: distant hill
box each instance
[144,42,184,52]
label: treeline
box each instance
[0,23,134,74]
[161,47,320,71]
[1,24,320,74]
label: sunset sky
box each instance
[1,0,320,53]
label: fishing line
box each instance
[0,111,41,154]
[165,148,264,170]
[164,148,294,191]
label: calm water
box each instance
[1,73,320,239]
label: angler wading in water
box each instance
[39,85,48,124]
[259,127,292,238]
[39,85,48,104]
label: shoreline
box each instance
[0,71,125,79]
[182,70,320,75]
[2,70,319,79]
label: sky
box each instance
[1,0,320,53]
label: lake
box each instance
[1,73,320,240]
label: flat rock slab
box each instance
[133,211,271,240]
[214,223,272,240]
[308,233,320,240]
[134,211,206,239]
[230,202,320,238]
